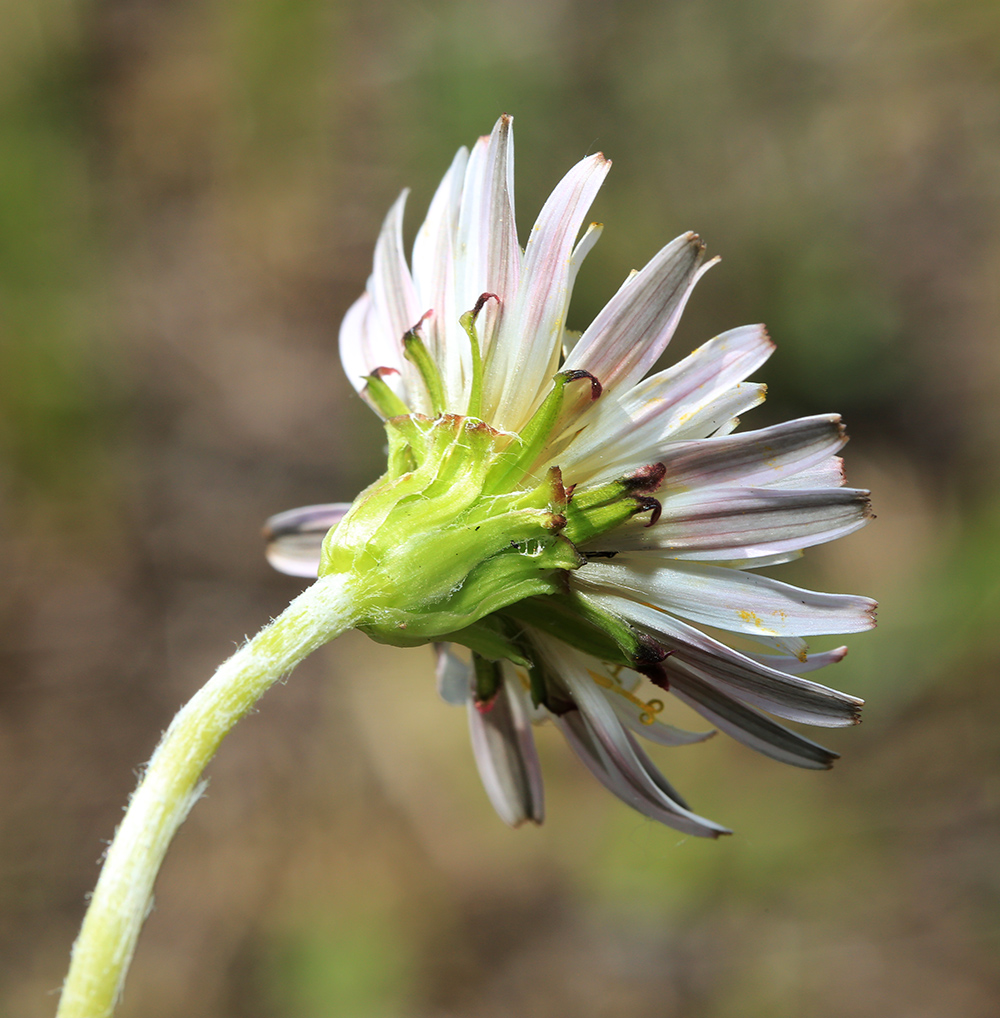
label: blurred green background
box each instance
[2,0,999,1015]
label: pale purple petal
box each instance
[743,646,850,673]
[665,665,839,770]
[570,382,768,485]
[339,291,390,392]
[434,642,471,706]
[541,638,729,835]
[577,592,864,727]
[764,455,846,489]
[263,503,350,577]
[608,486,873,559]
[665,382,768,443]
[555,710,729,837]
[710,550,804,570]
[604,690,716,746]
[484,152,611,431]
[554,324,774,479]
[658,414,848,494]
[370,191,424,408]
[456,115,520,363]
[566,221,604,299]
[564,233,711,394]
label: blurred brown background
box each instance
[2,0,999,1015]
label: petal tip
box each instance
[758,324,777,353]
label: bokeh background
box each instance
[3,0,999,1015]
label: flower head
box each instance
[265,115,875,837]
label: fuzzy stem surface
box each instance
[57,573,361,1018]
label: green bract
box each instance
[319,392,663,660]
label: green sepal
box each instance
[403,327,446,415]
[357,535,581,647]
[501,590,663,669]
[473,654,502,703]
[364,372,412,420]
[483,371,600,495]
[562,496,659,545]
[459,295,494,420]
[440,616,531,667]
[524,654,576,715]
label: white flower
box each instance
[265,115,875,837]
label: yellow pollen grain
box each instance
[737,608,777,634]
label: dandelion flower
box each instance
[265,115,875,837]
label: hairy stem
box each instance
[57,572,361,1018]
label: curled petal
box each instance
[434,642,471,706]
[467,670,544,827]
[263,503,350,578]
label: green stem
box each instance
[56,572,362,1018]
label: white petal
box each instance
[749,634,810,658]
[542,640,729,836]
[370,191,424,408]
[564,233,710,394]
[609,486,873,559]
[484,152,611,431]
[571,382,768,485]
[665,382,767,442]
[576,555,877,637]
[263,503,350,577]
[412,145,469,407]
[339,291,383,393]
[467,670,544,827]
[710,551,804,570]
[604,690,716,746]
[567,221,604,297]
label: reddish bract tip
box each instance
[632,496,662,527]
[561,369,602,401]
[472,292,499,319]
[638,661,671,691]
[623,462,666,493]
